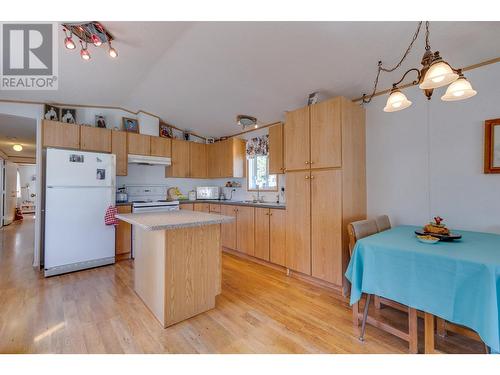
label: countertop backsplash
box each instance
[116,164,286,204]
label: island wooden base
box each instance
[133,224,221,327]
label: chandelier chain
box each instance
[362,21,424,104]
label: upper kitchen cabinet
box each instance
[268,123,284,174]
[127,133,151,156]
[42,120,80,150]
[112,131,128,176]
[207,138,245,178]
[80,126,112,153]
[150,136,171,158]
[284,106,309,171]
[284,97,342,171]
[310,98,341,169]
[166,139,190,177]
[189,142,208,178]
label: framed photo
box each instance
[159,123,173,138]
[95,115,107,128]
[122,117,139,133]
[61,108,76,124]
[484,118,500,174]
[44,104,61,121]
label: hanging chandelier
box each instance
[61,22,118,61]
[362,21,477,112]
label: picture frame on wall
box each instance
[122,117,139,133]
[159,123,173,138]
[484,118,500,174]
[44,104,61,121]
[95,115,107,128]
[61,108,76,124]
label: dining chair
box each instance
[375,214,391,232]
[348,217,418,354]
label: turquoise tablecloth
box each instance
[345,225,500,352]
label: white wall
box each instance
[366,63,500,234]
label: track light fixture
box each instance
[362,21,477,112]
[80,41,91,61]
[62,22,117,63]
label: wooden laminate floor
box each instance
[0,217,484,354]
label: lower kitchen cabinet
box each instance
[236,206,254,256]
[285,171,311,275]
[269,209,286,266]
[221,205,237,249]
[180,203,194,210]
[209,204,221,213]
[254,208,270,261]
[115,205,132,260]
[193,203,210,212]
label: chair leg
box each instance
[408,307,418,354]
[374,295,382,310]
[359,294,371,342]
[436,317,447,338]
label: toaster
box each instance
[196,186,219,200]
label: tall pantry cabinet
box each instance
[284,96,366,294]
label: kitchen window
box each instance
[247,155,277,191]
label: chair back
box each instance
[347,219,378,257]
[375,215,391,232]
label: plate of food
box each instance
[414,216,462,242]
[416,234,440,244]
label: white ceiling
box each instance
[0,21,499,137]
[0,114,37,158]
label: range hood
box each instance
[128,154,171,166]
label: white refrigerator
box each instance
[44,148,116,277]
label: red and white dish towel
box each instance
[104,205,119,226]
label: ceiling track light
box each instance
[63,28,75,50]
[362,21,477,113]
[12,144,23,152]
[80,41,91,61]
[108,42,118,58]
[61,22,118,62]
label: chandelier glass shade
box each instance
[441,75,477,101]
[384,90,412,112]
[419,61,459,89]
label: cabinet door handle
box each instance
[305,161,309,164]
[310,175,315,179]
[305,175,309,179]
[310,161,314,164]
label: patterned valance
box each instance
[246,135,269,159]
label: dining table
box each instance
[345,225,500,353]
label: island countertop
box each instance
[115,210,235,231]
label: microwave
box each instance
[196,186,220,200]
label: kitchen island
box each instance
[116,210,234,327]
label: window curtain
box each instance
[246,135,269,159]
